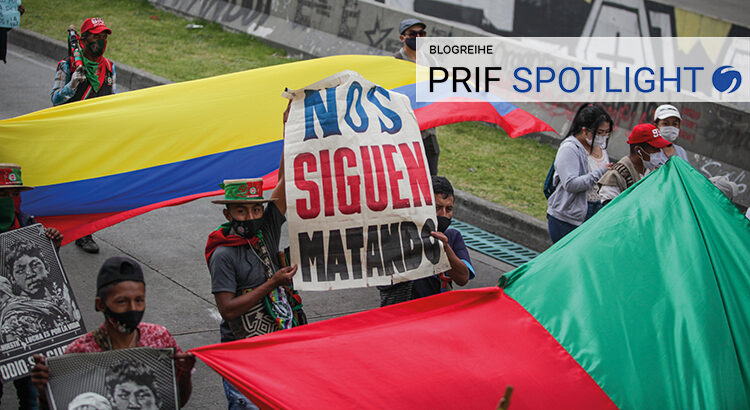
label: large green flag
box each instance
[502,157,750,409]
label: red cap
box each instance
[627,123,671,148]
[80,18,111,35]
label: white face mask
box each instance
[596,137,608,149]
[639,148,668,170]
[659,126,680,142]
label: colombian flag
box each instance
[0,55,551,244]
[191,159,750,409]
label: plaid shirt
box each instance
[50,59,117,106]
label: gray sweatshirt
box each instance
[547,136,607,226]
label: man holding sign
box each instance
[282,70,450,293]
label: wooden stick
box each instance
[497,385,514,410]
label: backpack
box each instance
[543,162,557,199]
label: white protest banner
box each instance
[283,70,450,291]
[0,0,21,29]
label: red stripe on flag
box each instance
[191,288,615,410]
[414,98,554,138]
[37,171,279,245]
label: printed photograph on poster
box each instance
[283,70,451,291]
[47,347,178,410]
[0,223,86,383]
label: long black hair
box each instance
[564,104,613,153]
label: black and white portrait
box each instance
[0,224,86,383]
[47,347,178,410]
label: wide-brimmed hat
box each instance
[211,178,276,204]
[0,164,34,191]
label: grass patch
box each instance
[438,122,556,220]
[19,0,553,221]
[19,0,295,82]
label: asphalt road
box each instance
[0,44,515,409]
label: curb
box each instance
[453,189,550,253]
[9,26,552,253]
[8,27,172,90]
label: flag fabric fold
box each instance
[1,55,551,244]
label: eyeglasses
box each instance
[404,30,427,38]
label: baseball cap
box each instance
[627,123,671,148]
[654,104,681,121]
[80,17,112,35]
[399,18,426,35]
[96,256,144,294]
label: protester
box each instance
[394,18,440,176]
[546,104,613,243]
[0,4,25,64]
[30,256,195,409]
[584,115,612,216]
[1,164,63,410]
[598,124,671,205]
[205,108,304,409]
[50,17,117,254]
[411,176,474,299]
[653,104,688,161]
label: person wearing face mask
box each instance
[410,176,473,300]
[653,104,688,161]
[393,18,440,176]
[50,17,116,254]
[205,141,303,409]
[30,256,195,409]
[598,123,671,205]
[546,104,613,243]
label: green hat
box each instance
[0,164,34,191]
[211,178,275,204]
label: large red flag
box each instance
[191,288,613,409]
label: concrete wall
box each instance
[151,0,750,207]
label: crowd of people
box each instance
[2,13,746,410]
[1,18,473,408]
[546,102,744,244]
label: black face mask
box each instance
[86,38,107,58]
[437,216,452,233]
[404,37,417,51]
[104,308,144,334]
[232,218,263,238]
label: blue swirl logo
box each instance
[712,66,742,93]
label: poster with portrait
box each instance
[0,223,86,383]
[283,70,450,291]
[47,347,178,410]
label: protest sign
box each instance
[0,224,86,383]
[47,347,178,410]
[283,70,450,291]
[0,0,20,28]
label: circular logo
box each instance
[8,173,17,181]
[712,66,742,93]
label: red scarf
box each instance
[204,223,259,266]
